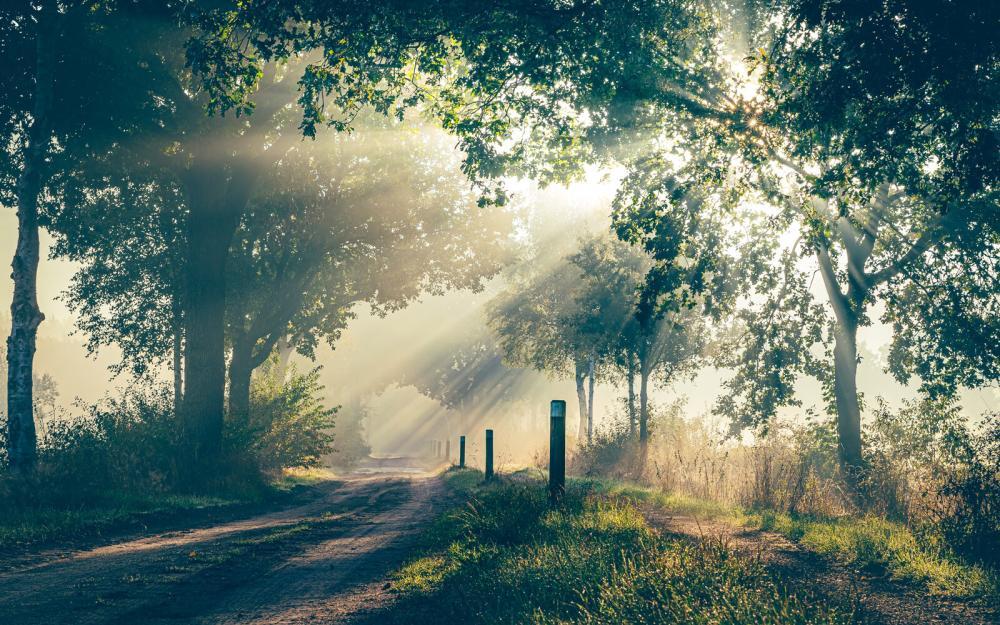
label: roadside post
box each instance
[549,400,566,503]
[485,429,494,481]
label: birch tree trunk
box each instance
[574,361,588,441]
[6,6,56,472]
[586,354,595,443]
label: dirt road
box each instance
[0,474,443,625]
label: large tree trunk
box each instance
[586,354,595,443]
[574,361,588,441]
[832,318,864,489]
[180,165,243,474]
[227,340,254,424]
[6,8,56,472]
[816,234,872,498]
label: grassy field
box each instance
[581,477,998,602]
[373,468,865,624]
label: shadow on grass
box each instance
[358,469,867,625]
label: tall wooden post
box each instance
[459,435,466,468]
[485,429,494,481]
[445,438,451,463]
[549,400,566,503]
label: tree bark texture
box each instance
[832,317,863,488]
[6,7,56,472]
[227,341,254,425]
[180,163,247,473]
[172,291,183,417]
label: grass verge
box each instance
[743,509,997,600]
[373,468,865,624]
[584,477,997,602]
[0,467,330,552]
[0,491,241,550]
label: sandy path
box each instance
[640,506,997,625]
[0,474,443,625]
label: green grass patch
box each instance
[580,477,734,518]
[0,469,333,552]
[442,466,486,492]
[274,466,338,490]
[0,491,244,550]
[582,479,997,602]
[742,509,998,601]
[377,473,865,624]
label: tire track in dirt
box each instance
[0,474,443,625]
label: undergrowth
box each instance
[0,371,337,551]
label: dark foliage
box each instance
[941,413,1000,568]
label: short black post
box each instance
[445,438,451,463]
[485,429,494,481]
[459,435,466,468]
[549,400,566,503]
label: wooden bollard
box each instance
[549,400,566,503]
[485,429,494,481]
[459,436,466,468]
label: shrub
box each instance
[0,387,180,508]
[1,365,336,511]
[940,412,1000,568]
[233,366,336,475]
[572,412,642,480]
[864,397,969,520]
